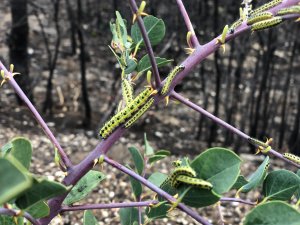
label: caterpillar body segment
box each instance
[124,97,154,128]
[247,12,274,25]
[228,18,243,34]
[99,87,154,138]
[121,78,134,105]
[160,65,185,96]
[251,0,283,15]
[251,16,282,31]
[173,175,213,190]
[283,153,300,164]
[277,6,300,16]
[169,166,197,187]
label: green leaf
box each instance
[0,157,32,205]
[16,178,68,209]
[127,165,143,199]
[0,215,15,225]
[119,208,139,225]
[243,201,300,225]
[148,155,167,164]
[116,11,127,47]
[124,57,137,74]
[137,55,173,74]
[239,156,269,193]
[26,201,50,218]
[128,147,144,175]
[148,172,168,187]
[191,147,242,194]
[144,133,154,156]
[231,175,248,190]
[83,210,98,225]
[155,150,170,156]
[145,201,169,222]
[64,170,106,205]
[1,142,13,156]
[295,169,300,200]
[263,169,300,201]
[131,15,165,47]
[9,137,32,170]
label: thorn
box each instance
[93,159,98,167]
[216,25,228,54]
[184,47,195,55]
[165,96,169,106]
[186,31,195,49]
[132,1,148,24]
[10,64,14,73]
[146,70,152,87]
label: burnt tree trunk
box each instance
[9,0,32,103]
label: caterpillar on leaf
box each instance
[173,175,213,190]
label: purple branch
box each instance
[0,61,72,169]
[0,208,40,225]
[128,0,161,87]
[61,200,158,212]
[220,197,256,206]
[104,156,212,225]
[176,0,200,47]
[171,91,300,168]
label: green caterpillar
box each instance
[251,16,282,31]
[99,87,153,139]
[247,12,274,25]
[160,65,185,96]
[283,153,300,165]
[277,6,300,16]
[228,18,243,34]
[251,0,283,15]
[124,97,154,128]
[173,175,213,190]
[121,78,133,105]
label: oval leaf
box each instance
[26,201,50,218]
[191,147,242,194]
[144,133,154,156]
[83,210,98,225]
[148,172,168,187]
[295,169,300,200]
[16,178,68,209]
[128,147,144,175]
[231,175,248,190]
[131,16,165,47]
[243,201,300,225]
[125,57,137,74]
[145,201,169,222]
[137,55,173,74]
[64,170,106,205]
[119,208,139,225]
[0,157,32,205]
[10,137,32,170]
[263,169,300,201]
[239,156,269,193]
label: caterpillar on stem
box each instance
[277,6,300,16]
[283,153,300,165]
[251,16,282,31]
[161,65,185,96]
[251,0,283,15]
[121,78,134,105]
[247,12,274,25]
[228,18,243,34]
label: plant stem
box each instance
[0,208,40,225]
[128,0,161,87]
[61,200,158,212]
[220,197,256,206]
[175,0,200,47]
[0,61,72,169]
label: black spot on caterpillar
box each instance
[228,18,243,34]
[251,16,282,31]
[161,65,185,96]
[283,153,300,165]
[121,78,133,105]
[169,166,197,187]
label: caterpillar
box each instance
[124,97,154,128]
[99,87,153,138]
[173,175,213,190]
[172,160,182,167]
[228,18,243,34]
[251,0,283,16]
[160,65,185,96]
[251,16,282,31]
[121,78,133,105]
[277,6,300,16]
[169,166,197,188]
[283,153,300,164]
[247,12,274,25]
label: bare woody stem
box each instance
[60,200,158,212]
[0,208,40,225]
[175,0,200,47]
[220,197,256,206]
[171,91,300,169]
[128,0,161,87]
[0,61,73,169]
